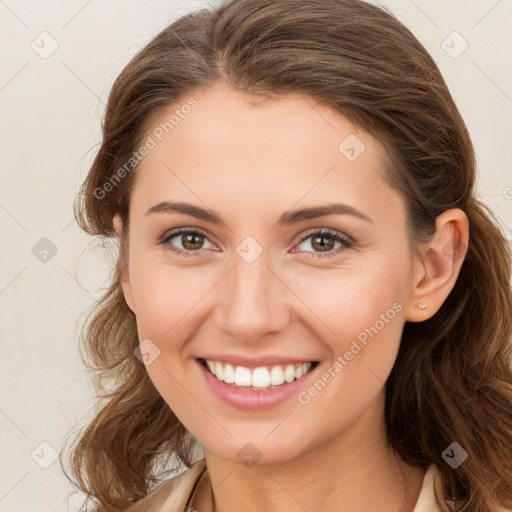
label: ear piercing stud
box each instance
[419,303,427,310]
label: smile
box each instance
[200,358,319,390]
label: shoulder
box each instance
[413,463,512,512]
[125,458,206,512]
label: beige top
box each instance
[124,459,454,512]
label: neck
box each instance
[192,394,426,512]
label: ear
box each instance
[113,213,136,314]
[405,208,469,322]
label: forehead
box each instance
[129,83,404,227]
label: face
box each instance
[117,82,421,465]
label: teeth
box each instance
[204,359,314,390]
[270,365,284,385]
[214,361,224,381]
[234,366,252,386]
[252,367,270,387]
[223,363,235,383]
[284,365,296,383]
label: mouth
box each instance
[197,358,320,391]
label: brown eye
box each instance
[310,234,336,252]
[161,229,215,256]
[294,229,353,258]
[181,232,205,250]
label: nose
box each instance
[213,251,290,343]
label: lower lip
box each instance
[196,359,319,411]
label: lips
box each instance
[196,357,321,410]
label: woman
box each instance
[62,1,512,511]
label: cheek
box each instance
[129,256,215,342]
[280,259,408,400]
[287,267,406,439]
[284,262,406,341]
[127,260,210,417]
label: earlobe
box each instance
[121,277,136,314]
[113,213,122,243]
[405,208,469,323]
[113,213,136,314]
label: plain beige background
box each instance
[0,0,511,510]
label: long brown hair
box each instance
[62,1,512,510]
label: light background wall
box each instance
[0,0,511,510]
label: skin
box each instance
[114,82,469,512]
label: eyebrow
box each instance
[145,200,373,226]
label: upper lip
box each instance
[198,354,319,369]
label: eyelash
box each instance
[158,228,354,259]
